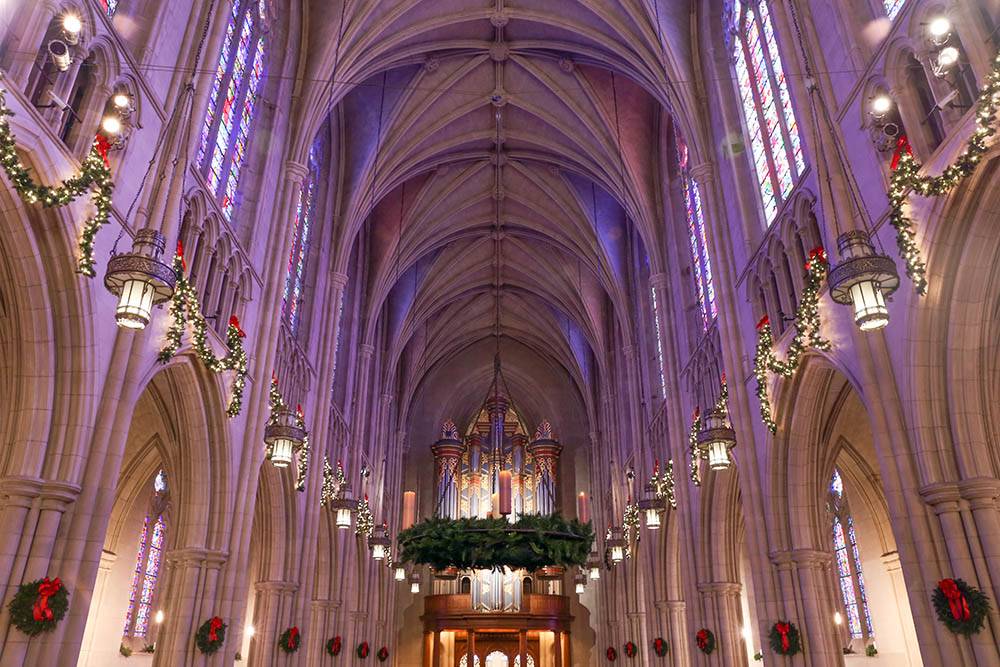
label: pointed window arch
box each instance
[123,470,169,639]
[829,468,874,639]
[282,137,322,332]
[729,0,805,224]
[197,0,268,219]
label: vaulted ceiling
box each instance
[292,0,700,439]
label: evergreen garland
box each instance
[356,495,375,538]
[7,577,69,636]
[888,48,1000,296]
[932,578,991,635]
[398,514,593,572]
[266,376,309,491]
[194,616,227,655]
[0,90,114,277]
[768,621,802,656]
[158,251,249,416]
[689,376,730,485]
[752,249,829,432]
[278,626,301,653]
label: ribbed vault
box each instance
[294,0,695,443]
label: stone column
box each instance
[698,582,746,667]
[152,548,228,667]
[248,581,298,667]
[511,433,528,519]
[656,599,689,667]
[529,422,562,515]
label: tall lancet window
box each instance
[650,287,667,396]
[99,0,119,16]
[729,0,805,223]
[829,469,873,639]
[883,0,906,20]
[282,137,321,332]
[197,0,268,219]
[123,470,169,639]
[676,131,717,330]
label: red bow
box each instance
[890,134,912,171]
[720,372,727,385]
[696,629,709,649]
[775,622,791,652]
[176,240,187,271]
[94,135,111,168]
[939,579,971,621]
[654,637,665,654]
[229,315,246,338]
[287,626,299,649]
[331,636,342,654]
[606,646,617,661]
[692,407,700,420]
[378,646,389,660]
[32,577,62,622]
[359,642,370,657]
[806,246,827,270]
[625,641,636,656]
[208,616,223,642]
[756,315,770,330]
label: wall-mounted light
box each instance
[101,114,122,136]
[927,16,952,46]
[329,497,357,530]
[934,46,961,77]
[61,13,83,44]
[48,40,72,72]
[834,611,843,626]
[607,527,626,565]
[264,409,305,468]
[697,408,737,471]
[587,552,601,580]
[369,525,390,561]
[154,610,164,625]
[870,94,893,122]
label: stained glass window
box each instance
[829,469,874,639]
[729,0,805,224]
[99,0,119,16]
[282,137,322,332]
[123,471,169,639]
[883,0,906,20]
[650,288,666,396]
[198,0,268,220]
[676,131,717,330]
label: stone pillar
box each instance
[431,432,465,520]
[880,552,919,667]
[697,582,746,667]
[511,433,528,519]
[657,599,689,667]
[248,581,298,667]
[529,422,562,515]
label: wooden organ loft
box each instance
[421,396,572,667]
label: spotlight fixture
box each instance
[834,611,843,626]
[829,230,899,332]
[870,94,893,121]
[246,625,255,638]
[112,92,133,115]
[103,228,175,330]
[101,114,122,136]
[61,13,83,44]
[935,46,960,76]
[48,40,72,72]
[154,610,164,625]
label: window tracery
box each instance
[282,136,321,332]
[828,469,873,640]
[123,470,169,639]
[675,131,716,330]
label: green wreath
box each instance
[357,641,371,658]
[327,635,343,655]
[7,577,69,636]
[194,616,226,655]
[768,621,802,656]
[278,626,301,653]
[695,628,715,655]
[932,578,991,635]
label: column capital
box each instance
[919,482,962,512]
[696,581,741,596]
[283,160,309,183]
[39,480,82,511]
[689,162,715,185]
[254,580,299,593]
[0,475,44,507]
[165,547,229,568]
[310,599,341,610]
[880,550,902,571]
[958,477,1000,508]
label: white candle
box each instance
[402,491,417,530]
[577,492,590,524]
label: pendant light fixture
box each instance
[697,407,737,471]
[263,406,306,468]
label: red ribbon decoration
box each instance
[624,641,636,657]
[653,637,665,655]
[331,636,342,655]
[287,626,299,649]
[32,577,62,622]
[890,134,912,171]
[359,641,370,657]
[94,135,111,168]
[208,616,223,642]
[377,646,389,661]
[696,629,709,650]
[756,315,770,330]
[775,622,791,652]
[176,240,187,271]
[805,246,827,270]
[939,579,971,621]
[692,407,700,420]
[606,646,617,661]
[229,315,246,338]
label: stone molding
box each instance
[0,475,45,507]
[697,581,741,595]
[310,599,342,610]
[919,482,962,512]
[163,547,228,568]
[255,580,299,593]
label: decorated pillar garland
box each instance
[158,250,249,416]
[623,501,640,558]
[888,48,1000,296]
[321,458,348,507]
[648,459,676,509]
[0,90,115,276]
[752,249,830,433]
[265,376,310,491]
[689,376,729,486]
[355,494,374,538]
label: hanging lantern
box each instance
[103,228,175,330]
[697,407,737,471]
[264,408,306,468]
[607,527,627,565]
[329,496,357,529]
[588,553,602,580]
[829,230,899,332]
[409,572,421,594]
[574,573,586,595]
[638,496,664,530]
[394,565,406,582]
[369,525,391,561]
